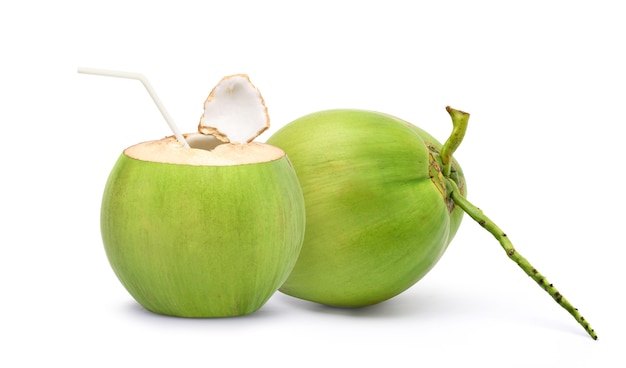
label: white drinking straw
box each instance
[77,67,190,148]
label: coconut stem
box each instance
[440,106,597,339]
[445,178,597,340]
[441,106,469,177]
[77,67,190,148]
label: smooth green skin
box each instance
[101,151,305,317]
[266,110,466,307]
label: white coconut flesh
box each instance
[124,133,285,166]
[198,74,270,144]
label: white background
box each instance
[2,0,624,367]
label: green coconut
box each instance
[100,75,305,317]
[267,109,465,307]
[267,107,597,339]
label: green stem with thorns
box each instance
[442,107,597,340]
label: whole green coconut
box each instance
[268,109,465,307]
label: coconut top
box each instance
[198,74,269,144]
[124,133,285,166]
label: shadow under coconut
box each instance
[118,299,284,325]
[271,288,463,320]
[117,287,457,323]
[117,291,588,339]
[273,291,592,339]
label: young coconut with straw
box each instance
[78,68,305,317]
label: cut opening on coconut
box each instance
[186,134,226,151]
[125,134,285,166]
[198,74,270,144]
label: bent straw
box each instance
[77,67,190,148]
